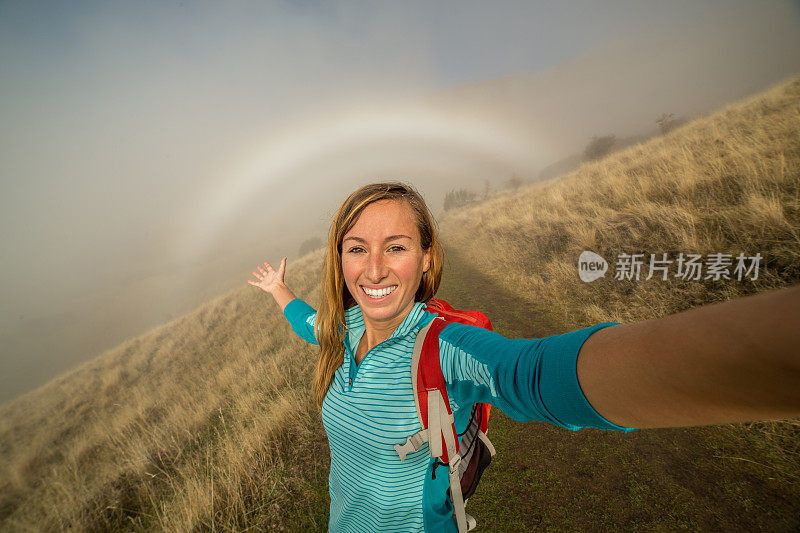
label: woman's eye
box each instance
[347,244,406,254]
[346,245,405,253]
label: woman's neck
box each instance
[359,323,396,353]
[357,304,413,356]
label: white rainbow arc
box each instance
[182,101,550,258]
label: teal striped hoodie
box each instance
[283,298,632,532]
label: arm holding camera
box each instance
[577,284,800,429]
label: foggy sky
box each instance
[1,0,799,405]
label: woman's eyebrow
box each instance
[343,234,412,243]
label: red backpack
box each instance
[393,298,497,533]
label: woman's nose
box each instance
[366,252,387,280]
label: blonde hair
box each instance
[312,181,444,407]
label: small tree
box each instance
[583,134,616,161]
[443,188,477,211]
[505,175,523,190]
[298,236,323,256]
[656,113,683,135]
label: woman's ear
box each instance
[423,248,431,273]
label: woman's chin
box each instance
[360,297,393,313]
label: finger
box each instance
[253,271,262,279]
[263,261,273,270]
[258,266,267,275]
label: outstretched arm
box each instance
[247,258,318,345]
[247,257,298,312]
[577,284,800,429]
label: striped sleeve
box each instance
[438,321,635,432]
[282,298,319,345]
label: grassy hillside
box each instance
[0,251,330,531]
[439,75,799,329]
[1,74,799,531]
[436,73,800,531]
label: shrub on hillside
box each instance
[443,188,477,211]
[298,236,323,256]
[583,134,616,161]
[656,112,686,134]
[505,176,524,190]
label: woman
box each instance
[248,181,800,533]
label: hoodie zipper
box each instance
[344,335,393,390]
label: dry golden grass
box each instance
[0,251,328,531]
[437,73,800,505]
[1,74,799,531]
[439,75,800,327]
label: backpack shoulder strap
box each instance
[393,318,435,461]
[410,318,437,440]
[394,316,455,461]
[418,317,457,462]
[394,314,471,533]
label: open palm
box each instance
[247,258,287,294]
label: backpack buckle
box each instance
[394,429,428,461]
[449,453,462,474]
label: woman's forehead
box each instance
[344,200,420,239]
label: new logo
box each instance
[578,251,608,282]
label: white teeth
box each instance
[363,285,397,298]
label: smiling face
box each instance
[341,199,431,334]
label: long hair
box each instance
[312,181,444,408]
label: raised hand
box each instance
[248,258,287,294]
